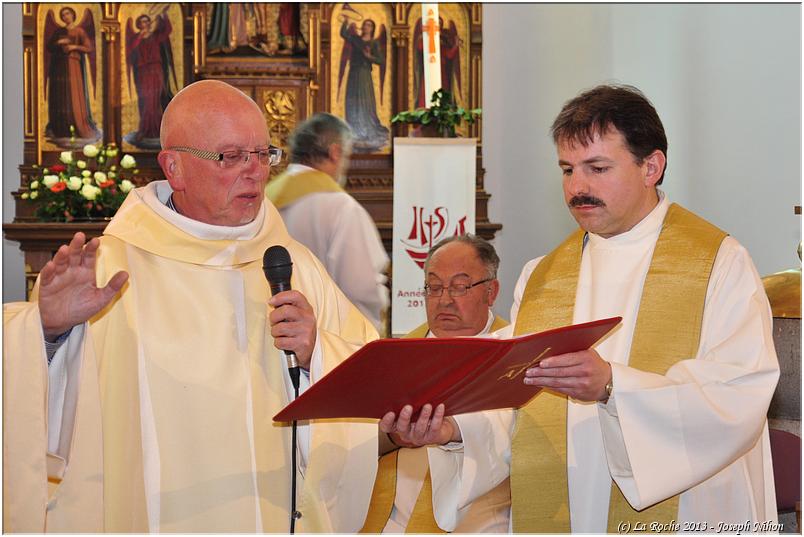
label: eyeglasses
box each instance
[168,146,283,168]
[424,278,493,298]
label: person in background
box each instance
[363,234,512,533]
[267,112,389,334]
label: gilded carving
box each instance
[263,89,297,149]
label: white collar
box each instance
[141,180,265,241]
[284,163,317,176]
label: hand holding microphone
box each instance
[263,246,317,379]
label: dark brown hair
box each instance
[551,84,668,184]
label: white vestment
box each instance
[432,192,779,532]
[4,181,379,533]
[277,164,390,332]
[384,311,513,533]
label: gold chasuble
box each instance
[360,315,510,533]
[3,184,379,533]
[266,168,345,210]
[510,203,726,532]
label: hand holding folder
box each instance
[273,316,621,422]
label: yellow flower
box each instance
[82,170,92,177]
[67,176,83,190]
[120,155,137,169]
[30,191,39,200]
[29,180,39,189]
[120,179,134,193]
[80,184,100,200]
[93,171,107,184]
[83,144,100,158]
[82,177,93,185]
[42,174,59,188]
[59,151,73,164]
[21,192,29,199]
[76,160,87,169]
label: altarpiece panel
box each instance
[7,2,499,298]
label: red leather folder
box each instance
[273,316,621,422]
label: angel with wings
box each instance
[44,6,101,143]
[413,17,462,108]
[125,6,177,148]
[338,17,389,152]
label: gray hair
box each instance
[424,234,500,279]
[289,113,353,165]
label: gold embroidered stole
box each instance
[360,315,511,532]
[510,203,726,532]
[265,169,344,210]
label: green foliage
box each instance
[391,89,482,138]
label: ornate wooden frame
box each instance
[6,2,499,298]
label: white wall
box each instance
[3,3,25,302]
[483,3,801,318]
[2,4,801,309]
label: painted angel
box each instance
[413,17,462,108]
[44,6,101,143]
[338,18,389,152]
[125,6,177,147]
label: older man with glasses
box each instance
[362,234,513,533]
[3,80,380,533]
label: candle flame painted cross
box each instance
[425,8,439,55]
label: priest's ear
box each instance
[642,149,667,187]
[486,278,501,307]
[328,142,344,165]
[158,149,186,192]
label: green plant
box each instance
[391,89,481,137]
[23,139,139,222]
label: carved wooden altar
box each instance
[5,2,500,298]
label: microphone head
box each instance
[263,245,293,294]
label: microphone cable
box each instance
[290,381,301,534]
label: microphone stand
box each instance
[289,361,301,534]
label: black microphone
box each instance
[263,244,303,533]
[263,245,300,391]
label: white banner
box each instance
[392,138,476,337]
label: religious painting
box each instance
[329,3,393,154]
[205,3,310,57]
[38,3,103,149]
[408,4,470,127]
[120,3,184,151]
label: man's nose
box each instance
[565,171,590,196]
[241,152,265,177]
[438,291,455,305]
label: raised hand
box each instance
[268,290,316,369]
[38,232,129,341]
[379,403,461,448]
[523,349,612,402]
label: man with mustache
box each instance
[267,113,389,334]
[4,80,379,532]
[383,84,779,532]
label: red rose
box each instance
[50,164,66,173]
[50,182,67,192]
[99,180,115,188]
